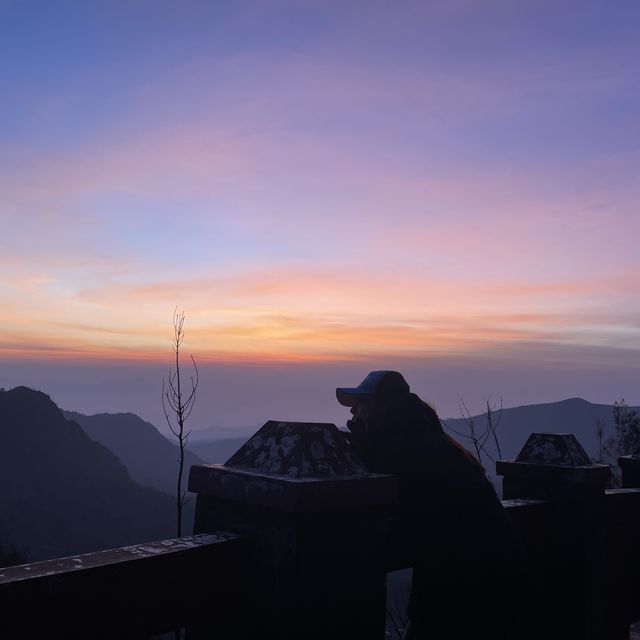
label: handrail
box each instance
[0,532,249,638]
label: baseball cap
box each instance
[336,370,410,407]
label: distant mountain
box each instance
[188,424,258,442]
[64,410,206,497]
[188,437,249,464]
[442,397,639,467]
[2,388,630,565]
[187,399,634,468]
[0,387,176,563]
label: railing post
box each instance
[619,452,640,488]
[497,433,611,640]
[189,421,397,640]
[615,451,640,633]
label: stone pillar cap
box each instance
[515,433,592,466]
[188,421,398,512]
[224,420,368,478]
[496,432,610,484]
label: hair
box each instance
[371,392,486,474]
[420,400,486,473]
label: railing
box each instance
[1,429,639,639]
[0,532,249,638]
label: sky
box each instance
[1,0,639,433]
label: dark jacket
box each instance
[347,393,523,638]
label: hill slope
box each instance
[188,425,257,442]
[187,437,249,464]
[0,387,175,562]
[442,397,639,465]
[64,410,206,496]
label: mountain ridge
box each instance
[442,396,639,464]
[64,409,206,496]
[0,386,175,563]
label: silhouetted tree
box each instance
[443,396,504,467]
[607,399,640,457]
[596,400,640,486]
[163,308,199,537]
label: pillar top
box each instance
[224,420,368,478]
[515,433,592,466]
[496,432,610,491]
[188,421,397,513]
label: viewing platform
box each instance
[1,423,639,639]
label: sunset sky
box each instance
[1,1,639,431]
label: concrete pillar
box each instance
[189,420,397,640]
[497,433,610,640]
[613,452,640,635]
[618,454,640,488]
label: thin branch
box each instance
[162,307,199,538]
[442,421,476,441]
[459,398,483,464]
[483,395,504,460]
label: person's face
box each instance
[351,400,367,418]
[349,398,375,432]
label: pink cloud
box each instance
[2,36,639,370]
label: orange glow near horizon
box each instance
[1,280,637,367]
[2,248,640,366]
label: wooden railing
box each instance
[0,532,249,638]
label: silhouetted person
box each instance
[336,371,522,639]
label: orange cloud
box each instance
[2,51,639,368]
